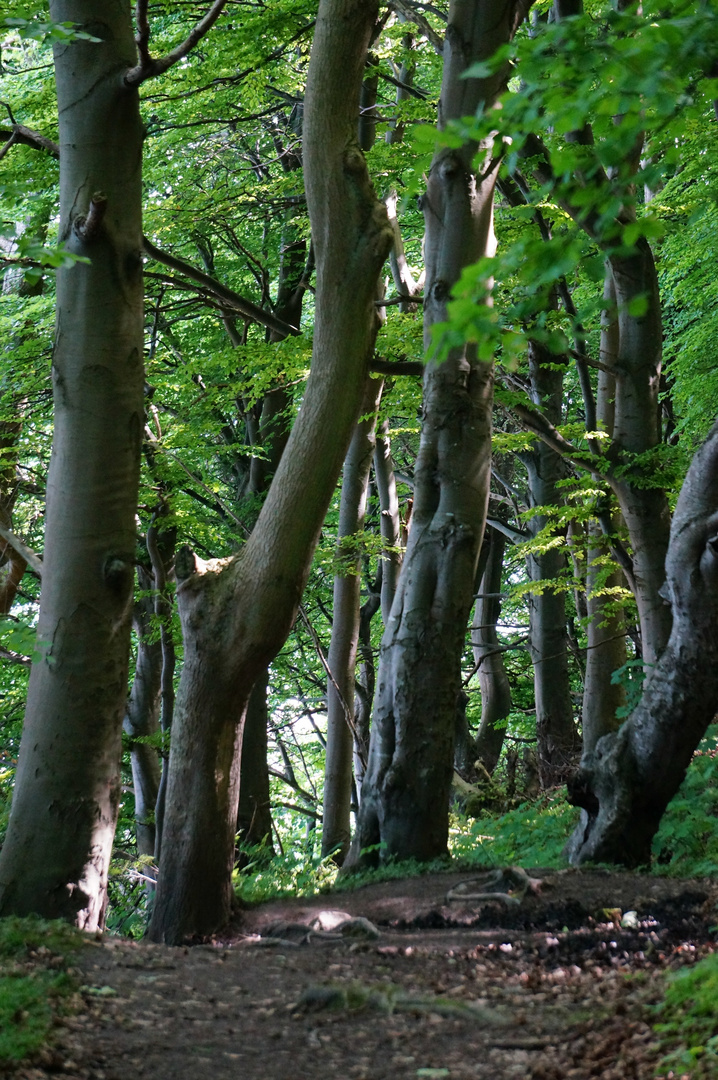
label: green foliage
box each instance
[652,735,718,877]
[234,838,338,905]
[610,658,649,721]
[2,16,101,45]
[654,952,718,1077]
[449,790,580,869]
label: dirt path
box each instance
[6,870,717,1080]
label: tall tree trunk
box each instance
[472,526,512,773]
[353,589,381,799]
[604,244,672,666]
[567,420,718,866]
[322,378,383,860]
[581,310,626,753]
[349,0,524,868]
[236,670,273,861]
[124,568,162,861]
[0,1,144,929]
[148,0,393,944]
[374,421,403,623]
[236,214,310,862]
[581,523,626,754]
[0,422,28,616]
[522,342,579,786]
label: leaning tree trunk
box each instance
[148,0,393,944]
[0,2,144,929]
[322,376,383,861]
[567,419,718,867]
[349,0,523,867]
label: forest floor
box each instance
[3,868,718,1080]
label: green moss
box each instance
[0,916,84,1065]
[0,914,84,960]
[0,971,70,1063]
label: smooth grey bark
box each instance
[0,1,144,929]
[124,567,162,861]
[0,422,28,615]
[147,0,393,943]
[146,515,176,866]
[236,216,310,861]
[567,420,718,866]
[349,0,526,867]
[322,377,384,860]
[236,669,273,861]
[525,134,672,664]
[522,341,579,786]
[603,243,672,666]
[581,523,626,754]
[472,526,512,773]
[374,420,403,624]
[353,588,381,799]
[581,307,626,753]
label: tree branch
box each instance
[142,236,300,337]
[370,358,424,376]
[0,125,59,158]
[0,523,42,577]
[389,0,444,53]
[126,0,230,87]
[0,524,42,578]
[502,396,600,473]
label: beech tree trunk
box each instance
[236,671,273,860]
[0,422,28,615]
[236,214,309,862]
[322,376,383,861]
[349,0,525,867]
[472,526,512,773]
[604,244,672,666]
[124,568,162,861]
[522,342,579,786]
[581,524,626,755]
[148,0,393,943]
[374,421,403,623]
[581,327,626,754]
[567,420,718,866]
[0,1,144,929]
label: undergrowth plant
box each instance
[654,952,718,1078]
[652,734,718,876]
[449,789,579,869]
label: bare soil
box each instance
[4,868,717,1080]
